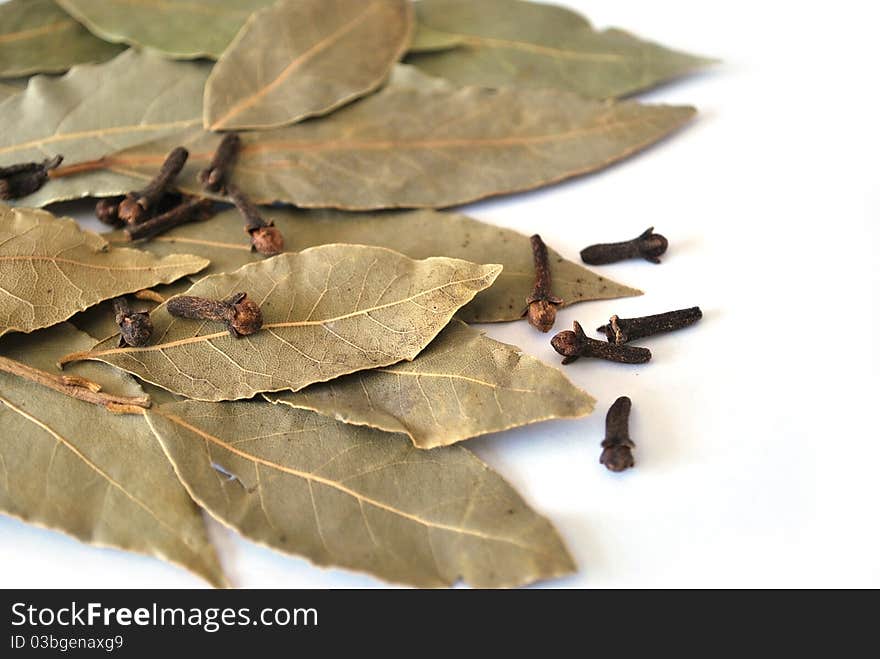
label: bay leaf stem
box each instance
[0,354,150,414]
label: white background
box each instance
[1,0,878,588]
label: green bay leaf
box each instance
[408,0,713,99]
[64,245,501,402]
[104,66,696,210]
[146,399,575,587]
[0,0,124,78]
[0,204,209,337]
[0,50,210,207]
[206,0,414,130]
[55,0,274,60]
[0,324,226,587]
[106,208,639,323]
[267,320,595,448]
[408,23,465,53]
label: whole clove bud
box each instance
[0,156,63,200]
[551,321,651,365]
[118,147,189,225]
[597,307,703,344]
[523,234,563,333]
[166,292,263,337]
[227,184,284,256]
[580,227,668,265]
[600,396,636,473]
[199,133,241,193]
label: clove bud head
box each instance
[95,198,122,226]
[526,299,559,333]
[226,293,263,337]
[638,229,668,263]
[249,224,285,256]
[599,440,636,472]
[117,194,148,225]
[117,312,153,347]
[550,327,584,359]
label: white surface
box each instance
[1,0,878,589]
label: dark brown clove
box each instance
[0,156,63,200]
[112,297,153,348]
[551,321,651,365]
[227,183,284,256]
[199,133,241,193]
[124,198,216,242]
[597,307,703,344]
[166,292,263,338]
[95,197,124,226]
[523,234,563,332]
[117,147,188,225]
[580,227,668,265]
[600,396,636,473]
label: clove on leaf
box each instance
[117,147,188,225]
[0,156,63,200]
[227,184,284,256]
[166,292,263,338]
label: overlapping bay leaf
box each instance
[267,321,595,448]
[146,399,575,587]
[104,66,696,210]
[0,324,226,587]
[0,82,23,103]
[409,24,465,54]
[0,50,210,207]
[0,0,124,79]
[0,204,209,337]
[408,0,713,99]
[106,208,640,323]
[205,0,414,131]
[64,245,501,402]
[55,0,274,60]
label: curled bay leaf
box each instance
[206,0,414,131]
[267,320,595,448]
[106,207,639,323]
[408,0,713,99]
[0,324,226,587]
[0,204,209,338]
[0,50,209,207]
[146,399,575,587]
[55,0,274,60]
[0,0,124,79]
[63,245,501,402]
[104,65,696,210]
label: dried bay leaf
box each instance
[409,24,465,54]
[0,50,210,207]
[146,399,576,587]
[408,0,713,99]
[205,0,414,131]
[64,245,501,402]
[0,0,124,79]
[0,324,226,587]
[105,66,696,210]
[55,0,274,60]
[0,82,23,103]
[0,204,209,337]
[106,208,640,323]
[267,320,595,448]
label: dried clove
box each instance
[199,133,241,193]
[0,156,63,200]
[598,307,703,344]
[600,396,636,473]
[523,234,563,332]
[580,227,668,265]
[117,147,189,225]
[125,198,216,242]
[551,321,651,365]
[95,197,123,226]
[227,183,284,256]
[112,297,153,348]
[166,292,263,337]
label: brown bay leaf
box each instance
[409,23,465,54]
[55,0,274,60]
[103,66,696,210]
[267,320,595,448]
[106,208,640,323]
[408,0,713,99]
[146,399,576,587]
[0,50,209,207]
[63,245,501,401]
[205,0,414,131]
[0,0,124,79]
[0,204,209,337]
[0,324,226,587]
